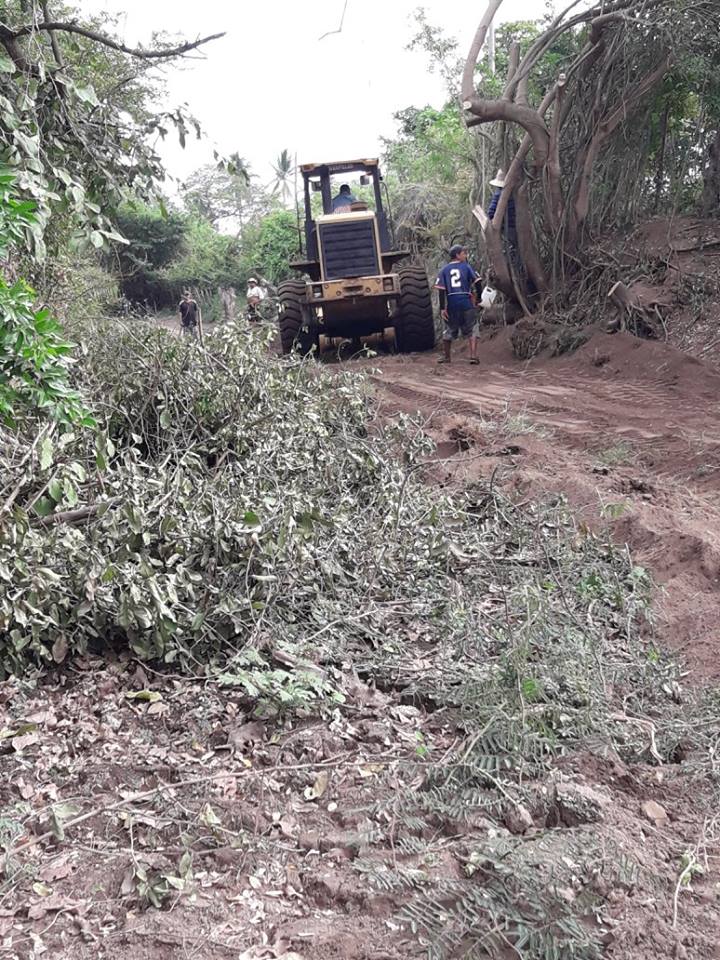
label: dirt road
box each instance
[369,327,720,683]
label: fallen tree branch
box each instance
[6,750,404,859]
[34,501,116,527]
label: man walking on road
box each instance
[178,290,200,339]
[434,244,481,364]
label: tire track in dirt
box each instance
[369,329,720,681]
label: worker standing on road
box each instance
[246,276,266,323]
[434,244,481,365]
[178,290,200,339]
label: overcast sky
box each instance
[85,0,545,189]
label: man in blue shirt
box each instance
[488,168,537,294]
[332,183,357,212]
[434,244,481,364]
[487,169,516,238]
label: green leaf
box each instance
[52,635,69,664]
[34,497,55,517]
[201,803,221,827]
[67,461,87,483]
[242,510,262,532]
[49,802,81,841]
[48,478,63,502]
[179,851,192,879]
[164,874,185,890]
[125,690,163,703]
[63,478,78,507]
[0,50,16,74]
[75,84,100,107]
[89,231,104,249]
[101,229,129,245]
[39,436,54,471]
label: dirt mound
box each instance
[370,327,720,683]
[603,216,720,364]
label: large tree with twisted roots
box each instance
[460,0,717,301]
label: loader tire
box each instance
[395,266,435,353]
[278,280,318,356]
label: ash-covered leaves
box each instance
[0,318,671,736]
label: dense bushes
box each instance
[111,203,243,310]
[110,201,299,312]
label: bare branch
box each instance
[546,72,567,232]
[318,0,349,41]
[460,0,505,103]
[466,98,551,169]
[40,1,65,69]
[4,20,225,60]
[572,53,671,233]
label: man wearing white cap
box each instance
[488,168,530,291]
[246,276,266,323]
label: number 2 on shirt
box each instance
[449,267,462,288]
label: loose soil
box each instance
[369,327,720,684]
[2,324,720,960]
[598,216,720,364]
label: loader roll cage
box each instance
[296,159,393,276]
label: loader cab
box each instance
[295,158,396,281]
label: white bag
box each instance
[480,285,497,309]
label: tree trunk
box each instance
[701,128,720,216]
[569,55,670,241]
[515,184,548,294]
[471,204,513,296]
[653,99,669,214]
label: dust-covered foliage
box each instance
[0,320,652,696]
[111,201,247,310]
[347,483,677,957]
[1,319,712,956]
[0,321,368,683]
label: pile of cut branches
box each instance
[1,320,711,958]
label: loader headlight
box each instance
[312,285,323,299]
[383,277,395,291]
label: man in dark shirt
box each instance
[178,290,199,338]
[487,169,516,237]
[434,245,481,364]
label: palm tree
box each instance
[226,152,251,185]
[271,149,295,205]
